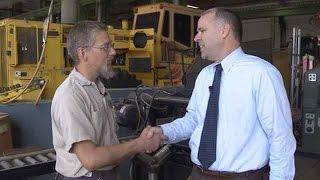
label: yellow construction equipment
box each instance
[0,18,73,103]
[0,3,202,103]
[110,3,202,86]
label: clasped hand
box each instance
[137,126,167,154]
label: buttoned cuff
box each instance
[159,124,175,143]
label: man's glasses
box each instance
[87,43,113,52]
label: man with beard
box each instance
[144,8,296,180]
[51,21,160,180]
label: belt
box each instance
[193,164,269,178]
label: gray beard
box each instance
[99,64,115,79]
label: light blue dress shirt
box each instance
[160,47,296,180]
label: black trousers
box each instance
[190,165,269,180]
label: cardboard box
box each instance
[0,113,13,155]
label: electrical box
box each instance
[301,67,320,153]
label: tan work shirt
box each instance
[51,68,119,177]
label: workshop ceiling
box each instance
[187,0,274,9]
[0,0,319,21]
[0,0,308,12]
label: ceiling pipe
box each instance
[96,0,101,22]
[61,0,78,24]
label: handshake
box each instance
[135,126,167,154]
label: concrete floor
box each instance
[295,153,320,180]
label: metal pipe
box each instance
[0,161,12,169]
[35,154,49,162]
[148,172,158,180]
[96,0,102,22]
[290,27,296,107]
[47,152,56,160]
[24,157,38,165]
[12,159,25,166]
[295,28,301,108]
[166,43,173,86]
[61,0,77,24]
[297,29,301,65]
[155,96,189,104]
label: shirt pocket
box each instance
[91,108,106,144]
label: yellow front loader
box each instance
[0,3,203,103]
[109,3,203,87]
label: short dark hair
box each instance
[67,21,106,66]
[202,8,242,41]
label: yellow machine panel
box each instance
[0,19,72,102]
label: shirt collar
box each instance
[96,79,107,95]
[69,68,107,95]
[69,68,94,86]
[215,47,244,73]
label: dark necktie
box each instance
[198,64,223,169]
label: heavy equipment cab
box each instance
[109,3,202,87]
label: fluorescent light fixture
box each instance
[187,5,199,9]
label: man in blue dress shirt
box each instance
[145,8,296,180]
